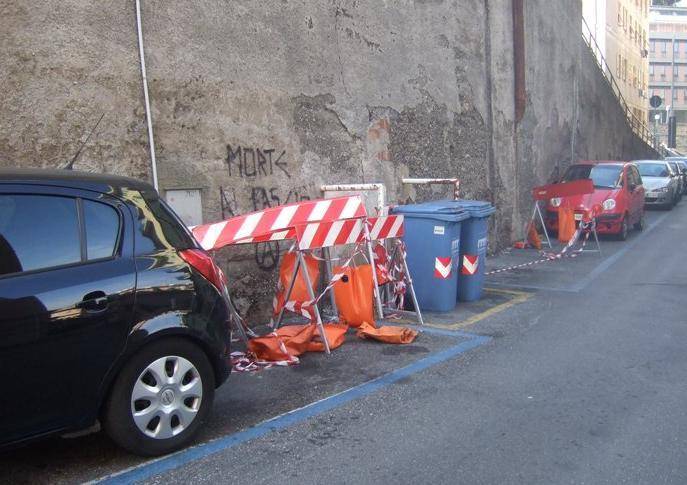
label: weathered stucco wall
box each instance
[0,0,659,319]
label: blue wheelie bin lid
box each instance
[410,199,496,218]
[392,201,470,223]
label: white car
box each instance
[633,160,680,209]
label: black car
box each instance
[0,169,231,456]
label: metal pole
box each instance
[364,224,386,321]
[399,244,424,326]
[535,202,553,248]
[297,251,331,354]
[273,255,301,329]
[322,247,339,320]
[135,0,159,191]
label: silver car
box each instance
[666,161,684,199]
[666,158,687,195]
[633,160,679,209]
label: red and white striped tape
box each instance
[191,195,366,251]
[485,221,593,276]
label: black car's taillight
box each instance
[179,249,226,293]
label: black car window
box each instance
[84,200,120,260]
[0,195,81,276]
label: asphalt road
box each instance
[3,202,687,484]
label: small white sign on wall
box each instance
[165,189,203,227]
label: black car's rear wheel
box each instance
[104,338,215,456]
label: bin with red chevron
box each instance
[453,200,497,302]
[391,202,470,312]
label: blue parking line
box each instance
[97,333,491,484]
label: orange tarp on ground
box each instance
[356,322,418,344]
[247,322,418,363]
[247,323,348,362]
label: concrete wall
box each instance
[0,0,659,319]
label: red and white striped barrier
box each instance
[368,215,404,240]
[191,195,366,251]
[294,215,405,250]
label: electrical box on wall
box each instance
[165,189,203,226]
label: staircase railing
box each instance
[582,16,658,151]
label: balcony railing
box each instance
[582,17,658,151]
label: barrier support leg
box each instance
[534,201,552,248]
[297,251,331,354]
[273,254,301,329]
[364,225,386,321]
[322,247,339,321]
[399,244,424,326]
[592,222,602,255]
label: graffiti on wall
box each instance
[223,144,313,270]
[226,144,290,178]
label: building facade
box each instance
[583,0,650,125]
[648,3,687,131]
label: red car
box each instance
[545,161,645,240]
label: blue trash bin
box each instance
[391,203,469,312]
[400,199,496,302]
[454,200,496,301]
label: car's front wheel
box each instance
[617,216,628,241]
[103,338,215,456]
[633,211,645,231]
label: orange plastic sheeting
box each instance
[527,221,542,250]
[247,323,348,362]
[558,207,576,243]
[356,322,418,344]
[303,323,348,352]
[332,264,375,328]
[274,252,320,314]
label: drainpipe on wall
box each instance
[512,0,526,124]
[135,0,159,191]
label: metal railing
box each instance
[582,16,658,151]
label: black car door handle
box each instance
[78,291,109,312]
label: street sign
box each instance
[650,95,663,109]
